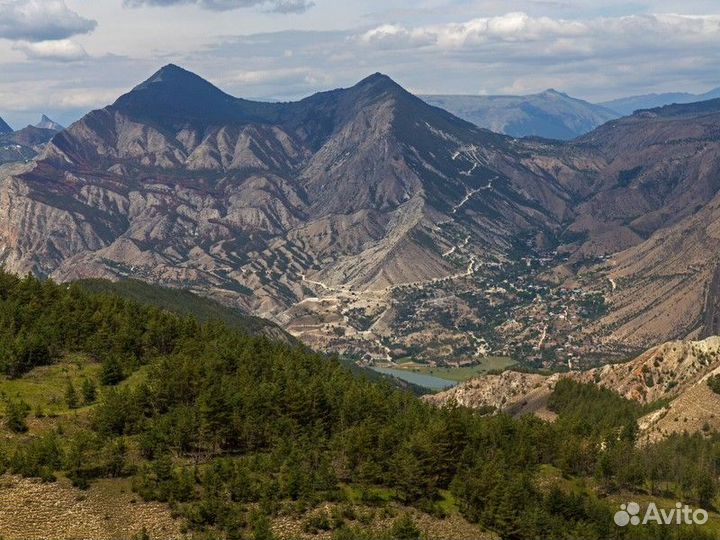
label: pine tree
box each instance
[65,380,78,409]
[389,513,422,540]
[5,398,30,433]
[252,513,275,540]
[101,356,124,386]
[81,378,97,404]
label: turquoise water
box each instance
[371,367,457,390]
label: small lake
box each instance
[371,367,458,391]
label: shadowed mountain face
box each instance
[422,90,619,140]
[0,116,12,134]
[2,65,720,364]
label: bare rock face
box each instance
[35,115,64,132]
[423,370,557,413]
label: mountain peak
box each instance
[36,115,64,132]
[143,63,202,85]
[109,63,297,129]
[0,116,12,134]
[540,88,568,98]
[113,63,255,126]
[347,73,417,106]
[354,72,404,92]
[130,63,223,95]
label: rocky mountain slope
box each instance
[574,99,720,349]
[427,336,720,441]
[0,64,594,363]
[422,90,618,140]
[2,65,720,365]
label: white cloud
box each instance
[359,24,436,49]
[14,39,87,61]
[3,5,720,127]
[357,12,720,51]
[0,0,96,42]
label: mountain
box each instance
[0,125,56,165]
[422,89,619,140]
[568,99,720,350]
[0,64,590,365]
[2,64,720,367]
[427,336,720,442]
[0,116,12,134]
[601,86,720,115]
[35,114,64,132]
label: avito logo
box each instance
[614,502,708,527]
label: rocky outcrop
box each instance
[427,336,720,441]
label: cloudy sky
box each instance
[1,0,720,128]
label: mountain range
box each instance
[2,65,720,368]
[601,86,720,115]
[0,115,64,166]
[422,89,619,140]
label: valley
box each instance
[3,1,720,538]
[283,243,618,371]
[0,66,680,376]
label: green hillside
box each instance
[76,279,424,395]
[0,270,718,539]
[76,278,292,341]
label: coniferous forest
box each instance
[0,270,718,539]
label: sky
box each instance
[1,0,720,128]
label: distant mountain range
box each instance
[0,114,64,166]
[422,86,720,140]
[600,86,720,115]
[2,65,720,367]
[422,89,619,140]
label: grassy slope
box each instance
[0,354,100,417]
